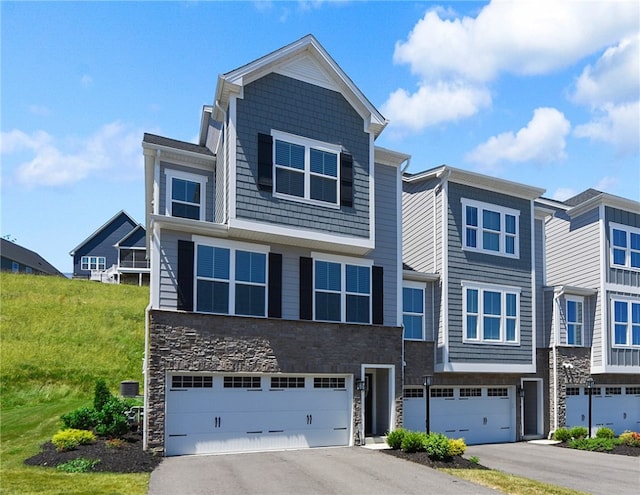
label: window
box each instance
[610,223,640,270]
[487,388,509,397]
[271,377,305,388]
[612,299,640,347]
[566,387,581,396]
[460,388,482,398]
[273,131,341,206]
[224,376,261,389]
[626,387,640,395]
[463,281,520,344]
[605,387,622,395]
[313,377,346,389]
[314,257,371,324]
[11,262,19,273]
[25,267,33,274]
[166,170,207,221]
[403,285,425,340]
[119,249,148,268]
[431,388,454,398]
[403,388,424,398]
[462,199,520,257]
[81,256,106,271]
[566,297,584,346]
[172,375,213,389]
[195,243,267,317]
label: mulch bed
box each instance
[382,449,489,469]
[24,433,162,473]
[554,442,640,457]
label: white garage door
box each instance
[165,374,351,456]
[403,386,515,445]
[566,385,640,434]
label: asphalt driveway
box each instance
[466,442,640,495]
[148,446,498,495]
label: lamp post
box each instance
[423,375,432,435]
[586,376,594,438]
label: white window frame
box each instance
[611,297,640,348]
[193,237,269,317]
[461,198,520,258]
[312,252,373,324]
[165,169,207,221]
[462,280,521,345]
[565,296,584,347]
[403,281,425,341]
[272,130,341,209]
[81,256,106,271]
[610,222,640,271]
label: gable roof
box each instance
[1,238,65,276]
[114,224,146,248]
[213,34,387,138]
[69,210,139,256]
[563,188,603,207]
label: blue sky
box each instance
[2,1,639,273]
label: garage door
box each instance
[403,386,515,445]
[165,374,351,456]
[566,385,640,434]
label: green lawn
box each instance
[0,273,150,494]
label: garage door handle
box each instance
[307,414,313,424]
[214,416,221,428]
[483,417,488,425]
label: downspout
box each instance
[399,158,410,433]
[551,287,564,436]
[215,100,228,223]
[142,303,151,450]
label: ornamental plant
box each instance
[619,431,640,447]
[595,427,615,439]
[400,431,427,453]
[448,437,467,456]
[52,429,96,452]
[385,428,407,450]
[424,432,451,461]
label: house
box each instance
[0,238,65,276]
[69,210,149,285]
[400,166,548,444]
[141,35,407,456]
[537,189,640,435]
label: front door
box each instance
[522,380,541,438]
[364,373,373,435]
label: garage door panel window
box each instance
[463,282,520,344]
[314,377,346,389]
[271,377,305,389]
[626,386,640,395]
[171,375,213,389]
[224,376,261,389]
[403,387,424,398]
[612,299,640,347]
[196,244,267,317]
[431,388,454,398]
[460,388,482,398]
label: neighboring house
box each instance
[142,35,407,456]
[538,189,640,435]
[0,238,65,276]
[69,210,150,285]
[401,166,547,444]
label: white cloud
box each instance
[81,74,93,87]
[2,122,143,187]
[574,101,640,155]
[552,188,577,202]
[381,81,491,131]
[465,107,571,168]
[594,176,619,193]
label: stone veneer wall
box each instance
[145,309,403,452]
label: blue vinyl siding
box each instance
[234,73,370,238]
[447,182,533,364]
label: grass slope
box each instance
[0,273,149,494]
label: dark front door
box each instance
[365,373,373,435]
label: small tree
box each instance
[94,378,113,412]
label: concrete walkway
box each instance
[466,442,640,495]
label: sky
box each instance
[2,0,639,274]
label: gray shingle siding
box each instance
[606,206,640,287]
[159,162,215,223]
[158,230,188,310]
[234,73,370,238]
[446,183,534,364]
[402,178,440,273]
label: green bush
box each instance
[401,431,427,453]
[56,458,100,473]
[52,429,96,451]
[619,431,640,447]
[568,437,616,452]
[469,455,480,464]
[94,397,131,438]
[94,378,113,412]
[386,428,407,450]
[61,406,98,430]
[552,427,571,442]
[424,432,451,460]
[568,426,588,439]
[448,437,467,456]
[595,427,615,439]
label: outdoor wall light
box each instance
[355,378,366,392]
[517,385,525,398]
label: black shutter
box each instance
[299,257,313,320]
[340,152,353,208]
[258,133,273,191]
[268,253,282,318]
[177,240,194,312]
[372,266,384,324]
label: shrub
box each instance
[401,431,427,453]
[448,437,467,457]
[568,426,588,440]
[94,378,113,412]
[619,431,640,447]
[469,456,480,464]
[568,437,615,452]
[424,432,451,461]
[105,438,126,449]
[52,429,96,452]
[61,407,98,430]
[595,427,615,439]
[386,428,407,450]
[552,427,571,442]
[94,397,130,438]
[56,458,100,473]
